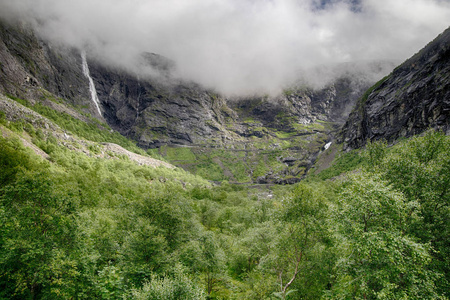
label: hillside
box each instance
[1,96,448,298]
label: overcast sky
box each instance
[1,0,449,95]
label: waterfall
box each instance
[81,50,102,116]
[136,77,141,119]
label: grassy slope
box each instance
[154,121,332,183]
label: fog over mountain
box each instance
[1,0,449,96]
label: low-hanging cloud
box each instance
[1,0,449,96]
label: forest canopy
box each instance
[0,128,448,299]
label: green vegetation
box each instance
[6,94,146,155]
[151,123,327,183]
[164,146,196,162]
[360,74,390,105]
[291,121,327,132]
[274,130,296,139]
[1,91,448,299]
[308,149,365,181]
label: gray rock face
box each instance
[228,77,373,132]
[341,26,450,150]
[0,20,94,110]
[87,54,377,148]
[88,61,237,147]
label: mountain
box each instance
[2,17,449,183]
[341,26,450,149]
[88,58,391,148]
[0,18,395,183]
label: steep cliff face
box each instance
[89,61,238,147]
[341,26,450,149]
[88,55,382,148]
[0,20,93,110]
[239,75,371,126]
[89,66,378,149]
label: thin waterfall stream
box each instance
[81,50,102,116]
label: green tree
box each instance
[364,139,387,170]
[198,231,226,297]
[0,171,78,299]
[376,130,450,296]
[131,265,206,300]
[120,218,168,284]
[259,183,331,299]
[332,172,441,299]
[0,137,41,187]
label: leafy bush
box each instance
[131,270,206,300]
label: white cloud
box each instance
[1,0,449,95]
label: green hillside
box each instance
[1,92,448,299]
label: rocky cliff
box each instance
[90,61,377,148]
[0,20,93,110]
[341,26,450,150]
[89,61,238,147]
